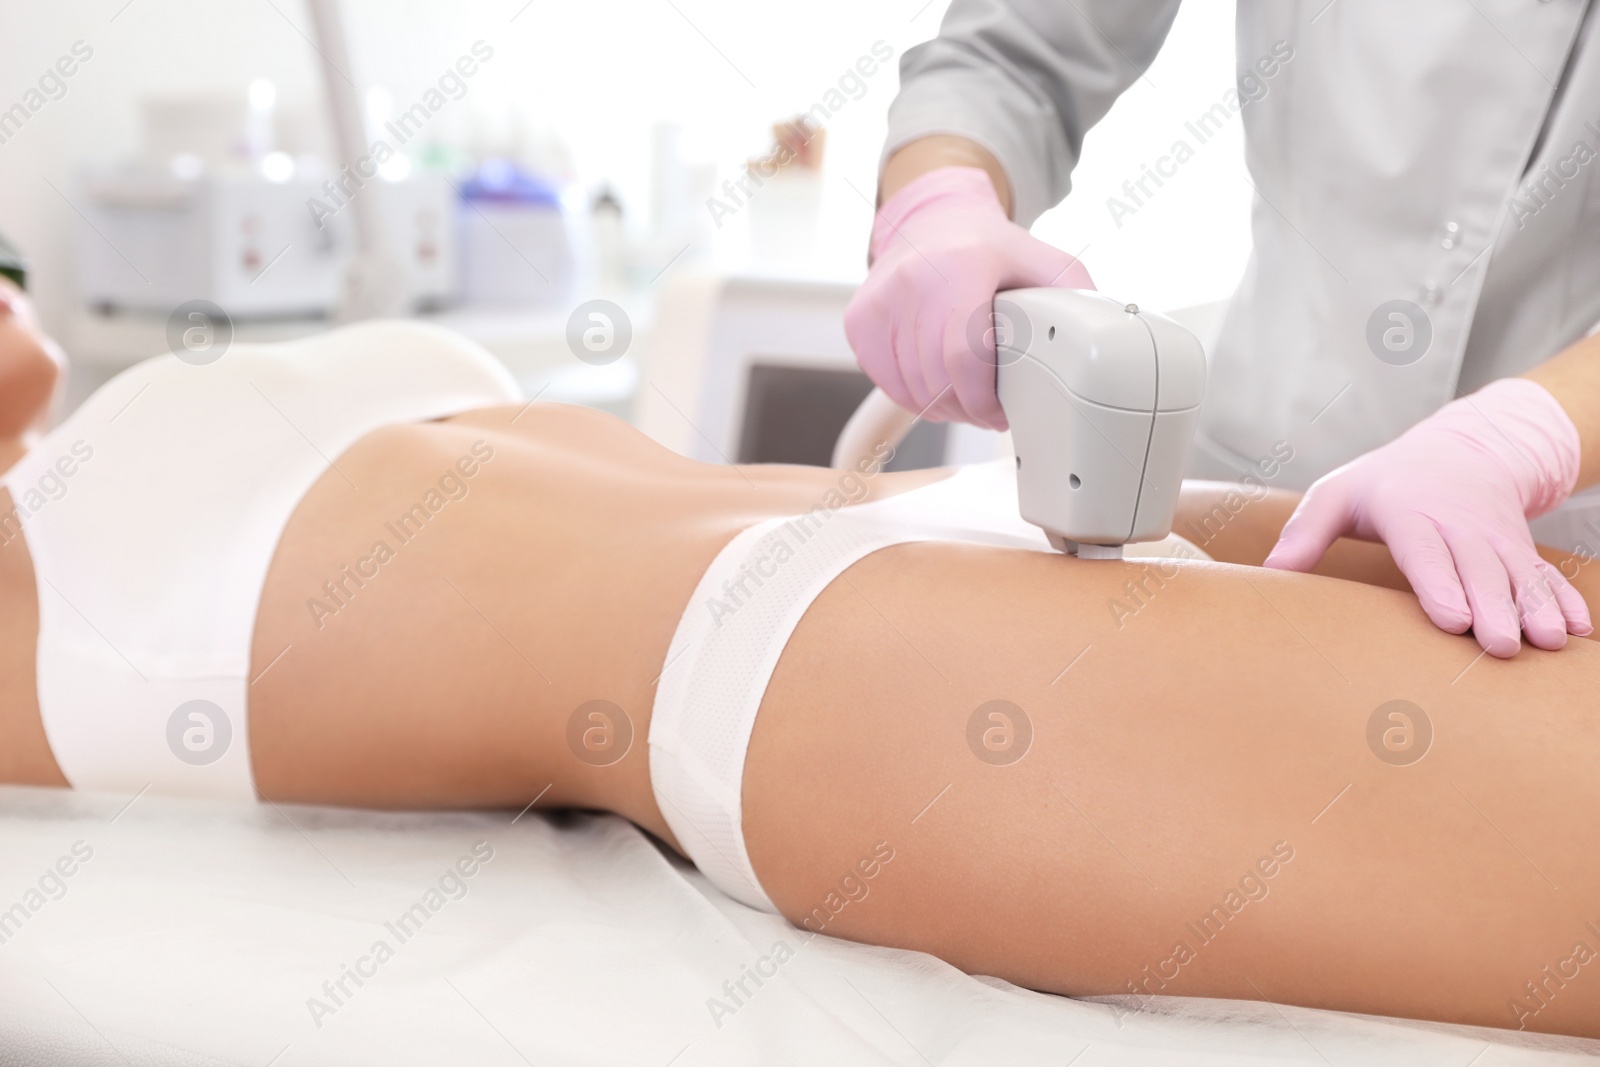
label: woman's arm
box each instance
[1264,372,1589,657]
[1177,479,1600,630]
[1176,480,1405,581]
[0,279,65,471]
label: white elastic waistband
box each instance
[647,465,1051,911]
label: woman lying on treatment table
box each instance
[1,287,1599,1040]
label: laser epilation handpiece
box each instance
[993,288,1207,558]
[832,289,1207,559]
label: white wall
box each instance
[1035,0,1251,313]
[0,0,1250,342]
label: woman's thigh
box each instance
[741,542,1600,1036]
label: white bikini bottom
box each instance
[647,461,1208,912]
[2,321,521,799]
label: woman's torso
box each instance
[0,396,946,841]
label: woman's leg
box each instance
[741,542,1600,1036]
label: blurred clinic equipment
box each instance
[456,159,583,308]
[639,272,995,473]
[73,98,454,319]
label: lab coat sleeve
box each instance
[886,0,1184,227]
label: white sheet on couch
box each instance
[0,785,1594,1067]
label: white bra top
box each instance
[1,321,521,799]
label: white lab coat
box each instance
[887,0,1600,551]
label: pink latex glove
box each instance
[843,166,1093,429]
[1265,377,1589,657]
